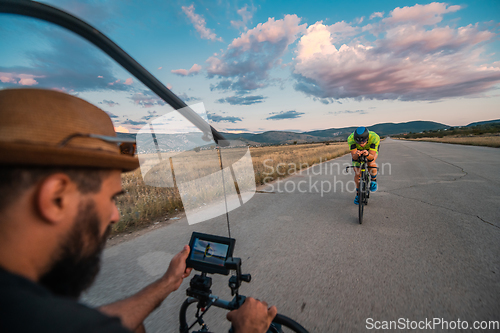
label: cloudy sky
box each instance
[1,0,499,133]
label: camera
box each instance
[186,232,236,275]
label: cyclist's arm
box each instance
[367,133,380,157]
[98,246,192,332]
[351,148,369,160]
[367,150,377,161]
[351,149,360,160]
[349,141,362,160]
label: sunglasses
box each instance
[58,133,137,156]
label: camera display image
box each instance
[190,238,229,267]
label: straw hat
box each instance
[0,88,139,171]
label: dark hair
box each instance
[0,167,111,212]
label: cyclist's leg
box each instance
[368,152,378,176]
[368,154,378,191]
[368,162,378,177]
[352,159,361,185]
[354,167,361,187]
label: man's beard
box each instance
[39,200,112,299]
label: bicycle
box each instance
[345,153,377,224]
[179,257,309,333]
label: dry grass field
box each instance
[407,135,500,148]
[114,142,349,234]
[250,142,349,184]
[114,169,182,233]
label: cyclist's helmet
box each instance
[354,127,369,143]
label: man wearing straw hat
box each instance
[0,89,276,333]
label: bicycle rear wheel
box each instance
[364,172,370,205]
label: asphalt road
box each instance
[82,138,500,332]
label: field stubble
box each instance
[114,142,349,234]
[407,134,500,148]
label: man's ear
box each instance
[36,173,79,225]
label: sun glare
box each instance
[114,125,130,133]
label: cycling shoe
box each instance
[370,181,377,192]
[354,194,359,205]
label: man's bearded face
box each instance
[39,199,111,298]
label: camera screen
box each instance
[190,238,229,267]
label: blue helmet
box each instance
[354,127,369,143]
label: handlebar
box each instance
[179,296,309,333]
[345,153,378,173]
[179,258,309,333]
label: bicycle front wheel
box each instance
[179,297,197,333]
[358,170,365,224]
[179,298,309,333]
[273,314,309,333]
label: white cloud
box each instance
[229,14,306,51]
[171,63,202,76]
[231,4,255,31]
[18,78,38,86]
[369,12,384,20]
[0,72,44,86]
[207,14,307,92]
[124,78,133,85]
[383,2,461,26]
[101,100,120,107]
[182,4,222,42]
[0,75,15,83]
[293,3,500,101]
[379,23,494,56]
[296,23,338,60]
[130,92,166,108]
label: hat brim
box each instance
[2,142,139,172]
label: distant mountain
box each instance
[304,126,357,139]
[365,121,448,136]
[116,132,136,140]
[466,119,500,127]
[302,121,448,139]
[222,121,449,145]
[222,131,328,144]
[118,120,459,146]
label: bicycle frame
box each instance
[345,153,378,224]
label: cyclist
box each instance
[347,127,380,204]
[203,243,212,259]
[0,89,277,333]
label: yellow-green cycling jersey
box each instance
[347,131,380,153]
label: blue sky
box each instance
[1,0,499,133]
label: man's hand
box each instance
[227,297,278,333]
[162,245,192,291]
[353,150,367,158]
[99,245,193,331]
